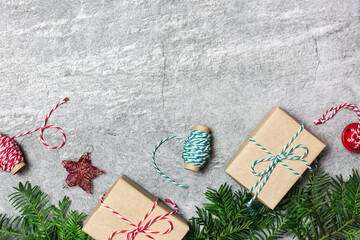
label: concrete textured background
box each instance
[0,0,359,236]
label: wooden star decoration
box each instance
[62,152,104,194]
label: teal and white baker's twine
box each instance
[246,124,311,211]
[152,130,211,188]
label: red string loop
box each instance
[11,97,68,149]
[0,98,68,172]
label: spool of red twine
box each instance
[0,97,69,174]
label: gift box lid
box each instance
[83,175,189,240]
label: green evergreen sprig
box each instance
[0,182,89,240]
[187,167,360,240]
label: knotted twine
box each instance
[246,125,311,210]
[100,193,179,240]
[0,97,68,173]
[152,129,211,188]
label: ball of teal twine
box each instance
[151,126,211,188]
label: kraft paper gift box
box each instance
[83,175,189,240]
[225,107,326,210]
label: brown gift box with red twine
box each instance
[82,175,189,240]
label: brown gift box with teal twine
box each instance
[225,107,326,210]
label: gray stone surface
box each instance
[0,0,359,235]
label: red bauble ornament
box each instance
[341,123,360,152]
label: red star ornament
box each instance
[62,152,104,194]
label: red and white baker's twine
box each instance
[314,103,360,129]
[0,97,69,172]
[100,193,179,240]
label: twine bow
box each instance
[246,125,312,210]
[100,193,179,240]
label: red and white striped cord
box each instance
[314,103,360,129]
[10,97,69,149]
[100,193,179,240]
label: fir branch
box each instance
[0,182,89,240]
[9,182,53,239]
[0,214,38,240]
[188,168,360,240]
[62,211,89,240]
[51,196,71,240]
[187,184,279,240]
